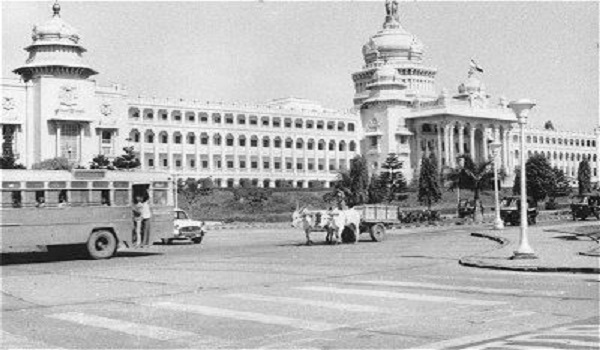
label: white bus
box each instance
[0,169,174,259]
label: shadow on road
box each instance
[0,250,162,266]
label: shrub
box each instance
[32,157,72,170]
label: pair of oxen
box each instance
[291,205,361,245]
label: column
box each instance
[55,122,61,158]
[503,128,510,175]
[78,123,84,164]
[436,123,443,170]
[458,123,465,156]
[414,127,422,169]
[448,124,455,167]
[139,129,145,170]
[207,132,213,171]
[153,129,159,171]
[195,131,200,175]
[469,125,476,160]
[167,131,173,171]
[482,127,489,161]
[444,123,451,166]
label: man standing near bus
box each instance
[140,195,152,247]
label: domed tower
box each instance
[13,2,97,81]
[359,64,413,179]
[352,0,437,108]
[12,2,103,167]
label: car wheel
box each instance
[192,236,203,244]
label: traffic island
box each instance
[459,224,600,274]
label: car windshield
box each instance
[175,211,189,220]
[501,198,517,207]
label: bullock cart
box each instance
[353,204,398,242]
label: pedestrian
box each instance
[132,195,143,248]
[140,194,152,247]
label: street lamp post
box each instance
[509,99,537,259]
[490,140,503,230]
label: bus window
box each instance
[35,191,46,208]
[132,184,149,203]
[90,190,103,206]
[153,190,168,205]
[12,191,22,208]
[70,190,89,206]
[101,190,110,206]
[58,190,69,207]
[114,190,129,206]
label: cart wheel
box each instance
[370,224,386,242]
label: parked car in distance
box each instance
[500,196,538,226]
[164,208,205,245]
[458,199,476,219]
[570,194,600,221]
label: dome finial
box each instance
[52,1,61,17]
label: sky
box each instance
[2,1,599,132]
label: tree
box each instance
[378,153,407,202]
[544,120,555,131]
[31,157,72,170]
[113,146,140,170]
[577,158,592,195]
[90,154,114,170]
[197,177,215,196]
[324,155,370,208]
[418,154,442,210]
[446,154,495,221]
[367,174,386,204]
[514,154,555,204]
[0,153,25,169]
[551,166,571,197]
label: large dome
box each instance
[362,9,424,65]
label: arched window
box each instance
[173,132,182,144]
[337,122,345,132]
[328,140,336,151]
[261,116,270,127]
[239,135,246,147]
[172,111,182,123]
[199,112,209,123]
[273,117,281,127]
[262,136,270,148]
[327,121,335,131]
[129,108,140,119]
[225,114,234,124]
[318,139,325,150]
[295,119,303,129]
[339,140,346,152]
[213,134,222,146]
[251,136,259,147]
[187,132,195,144]
[237,114,246,125]
[317,121,324,130]
[348,123,355,132]
[145,130,154,143]
[307,139,315,150]
[185,112,195,123]
[274,137,282,148]
[285,137,293,149]
[249,115,258,126]
[212,113,222,124]
[306,120,314,129]
[284,118,292,128]
[129,129,140,143]
[226,134,234,146]
[200,133,209,145]
[349,141,356,152]
[159,131,168,144]
[296,138,304,149]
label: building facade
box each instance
[2,2,599,187]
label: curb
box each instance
[460,232,600,274]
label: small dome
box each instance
[458,76,485,95]
[31,4,80,45]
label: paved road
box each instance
[1,224,598,349]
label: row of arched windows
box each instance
[129,130,357,152]
[128,108,356,133]
[523,150,598,163]
[521,135,596,148]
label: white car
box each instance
[164,208,206,245]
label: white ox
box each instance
[326,208,362,244]
[291,206,331,245]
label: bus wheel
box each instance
[86,230,117,260]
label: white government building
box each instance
[2,2,599,188]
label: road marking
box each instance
[226,293,392,314]
[47,312,197,341]
[0,330,65,349]
[350,280,564,296]
[297,286,506,306]
[145,301,345,332]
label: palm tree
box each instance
[446,154,496,222]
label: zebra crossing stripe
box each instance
[47,312,197,341]
[146,301,345,332]
[297,286,506,306]
[226,293,392,314]
[351,280,564,296]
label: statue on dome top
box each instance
[385,0,400,22]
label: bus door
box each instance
[132,184,150,203]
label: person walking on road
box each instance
[140,195,152,247]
